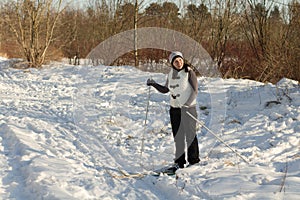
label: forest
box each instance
[0,0,299,83]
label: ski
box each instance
[117,168,147,179]
[105,168,147,179]
[152,165,179,176]
[147,161,208,177]
[105,167,175,179]
[106,161,208,179]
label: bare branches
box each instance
[2,0,64,68]
[0,0,299,82]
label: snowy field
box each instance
[0,57,299,199]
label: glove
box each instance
[146,78,156,86]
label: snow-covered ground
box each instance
[0,57,299,199]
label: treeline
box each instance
[0,0,299,83]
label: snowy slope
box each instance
[0,57,299,199]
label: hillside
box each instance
[0,57,299,199]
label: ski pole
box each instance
[140,83,151,161]
[186,111,250,164]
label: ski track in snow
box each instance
[0,57,300,199]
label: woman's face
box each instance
[172,57,184,70]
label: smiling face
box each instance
[172,57,184,70]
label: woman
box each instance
[147,51,200,172]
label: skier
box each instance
[146,51,200,173]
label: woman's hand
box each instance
[146,78,156,86]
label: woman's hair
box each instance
[183,59,196,72]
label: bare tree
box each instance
[240,0,274,81]
[134,0,139,67]
[1,0,298,82]
[58,8,81,65]
[208,0,238,69]
[2,0,64,68]
[183,2,211,43]
[285,1,300,81]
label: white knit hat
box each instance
[168,51,183,65]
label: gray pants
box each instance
[170,106,200,167]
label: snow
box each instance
[0,56,299,199]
